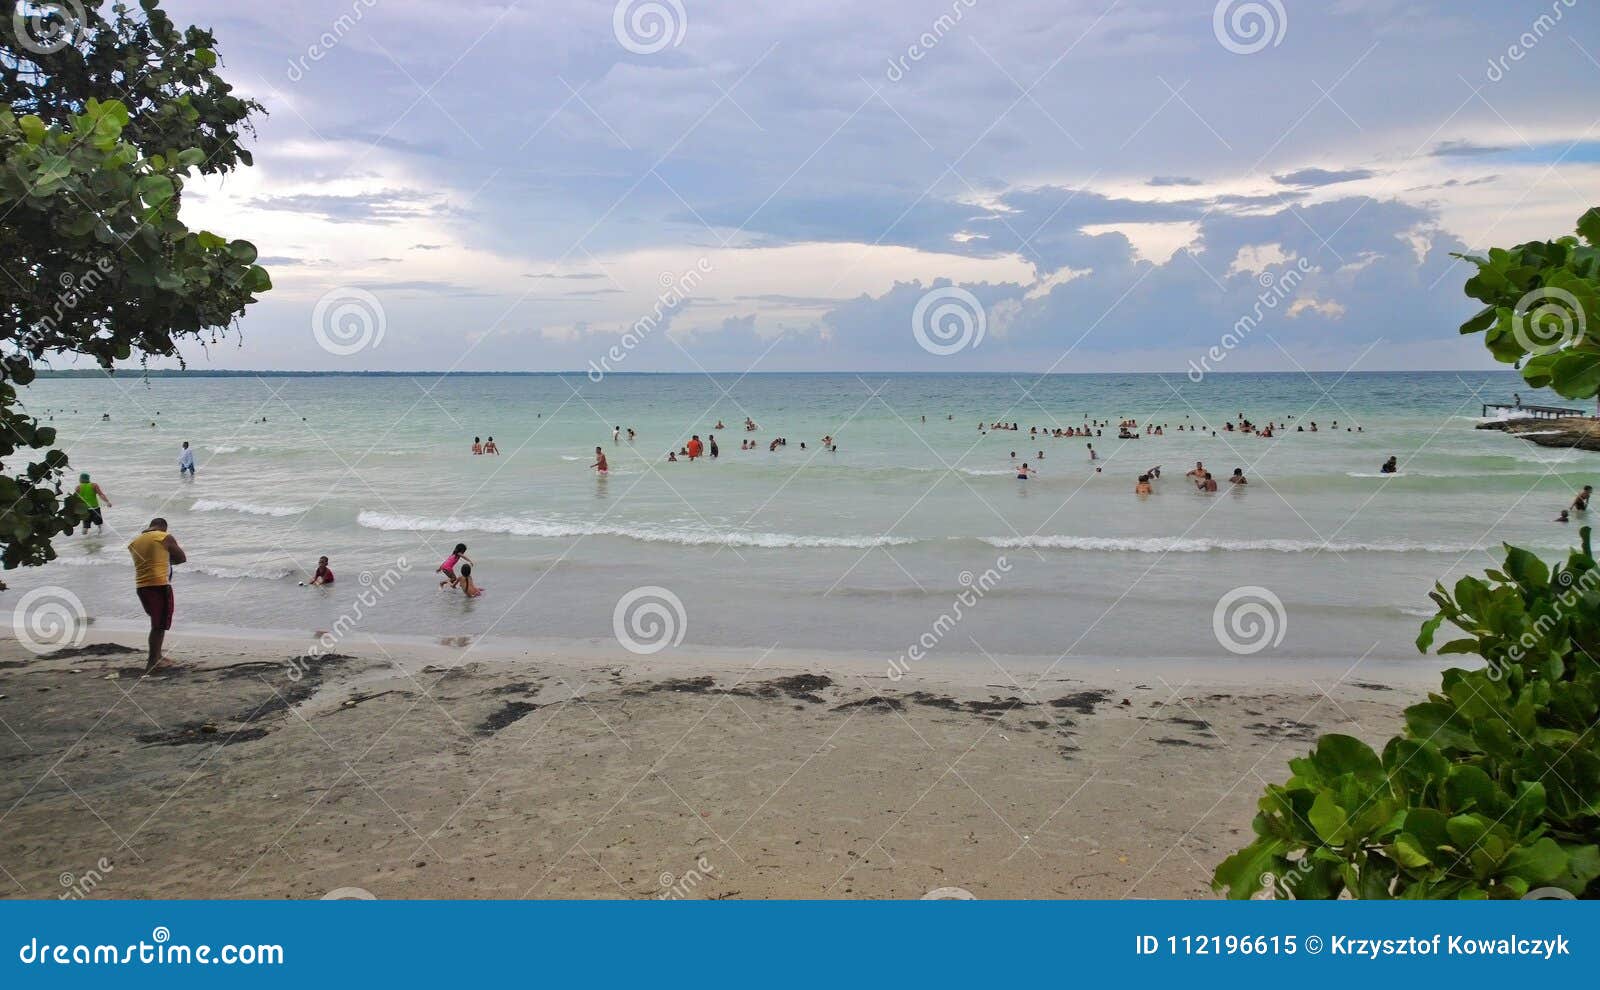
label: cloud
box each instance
[1431,141,1513,157]
[171,0,1595,372]
[1272,168,1377,188]
[248,190,441,224]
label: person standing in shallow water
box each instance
[128,518,186,674]
[75,473,111,534]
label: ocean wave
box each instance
[191,499,308,518]
[47,555,291,581]
[49,555,118,568]
[208,445,242,454]
[355,511,915,549]
[979,536,1493,554]
[187,564,295,581]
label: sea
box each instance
[5,371,1594,672]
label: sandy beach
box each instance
[0,630,1440,900]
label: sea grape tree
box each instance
[0,0,270,568]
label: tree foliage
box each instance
[1,0,269,568]
[1215,534,1600,900]
[1218,209,1600,899]
[1455,207,1600,400]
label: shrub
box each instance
[1214,529,1600,899]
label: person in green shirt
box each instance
[75,472,111,535]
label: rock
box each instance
[1477,415,1600,452]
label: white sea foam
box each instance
[356,511,915,549]
[208,445,242,454]
[48,555,290,580]
[187,564,295,581]
[191,499,308,518]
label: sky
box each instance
[147,0,1600,373]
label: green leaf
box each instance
[136,174,175,208]
[1504,838,1566,884]
[1416,612,1445,652]
[1212,837,1289,899]
[1550,348,1600,399]
[1309,791,1350,845]
[1578,207,1600,248]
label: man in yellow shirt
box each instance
[127,518,187,673]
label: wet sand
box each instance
[0,631,1433,899]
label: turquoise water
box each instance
[7,371,1596,666]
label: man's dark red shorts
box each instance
[137,585,174,632]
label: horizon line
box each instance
[31,368,1518,378]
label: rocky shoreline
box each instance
[1476,415,1600,452]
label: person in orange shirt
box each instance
[127,518,187,673]
[686,435,704,460]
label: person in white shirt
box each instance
[178,442,196,476]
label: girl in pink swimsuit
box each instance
[438,543,469,588]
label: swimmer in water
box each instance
[1135,474,1152,495]
[459,560,483,598]
[1016,462,1035,480]
[309,556,335,586]
[591,446,608,474]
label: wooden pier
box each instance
[1482,401,1588,420]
